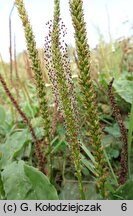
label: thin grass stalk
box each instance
[13,35,20,99]
[9,4,15,86]
[14,35,20,86]
[13,35,20,125]
[13,46,33,105]
[103,149,118,186]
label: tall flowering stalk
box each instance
[14,0,51,178]
[69,0,107,197]
[0,73,44,172]
[108,78,128,184]
[45,0,85,199]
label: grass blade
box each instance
[80,154,98,176]
[128,97,133,178]
[80,142,96,164]
[103,149,118,186]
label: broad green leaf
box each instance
[0,130,28,169]
[24,164,58,200]
[59,182,80,200]
[0,106,6,124]
[113,74,133,104]
[104,123,121,138]
[1,161,58,200]
[106,147,120,159]
[59,182,99,200]
[0,126,6,137]
[1,161,32,200]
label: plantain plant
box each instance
[0,0,131,200]
[14,0,107,199]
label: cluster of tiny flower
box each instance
[44,18,79,132]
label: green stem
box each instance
[128,97,133,178]
[103,149,118,186]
